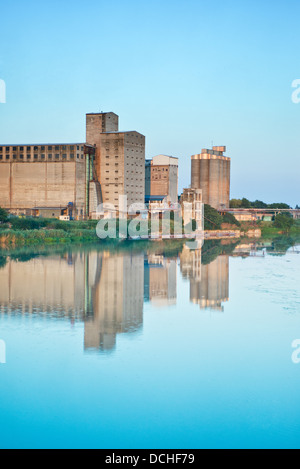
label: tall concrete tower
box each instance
[86,112,146,208]
[86,112,119,182]
[191,146,230,210]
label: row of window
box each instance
[0,153,85,161]
[0,145,84,152]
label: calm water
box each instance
[0,239,300,449]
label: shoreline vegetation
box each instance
[0,205,299,248]
[0,235,299,273]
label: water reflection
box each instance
[180,244,229,312]
[144,255,177,307]
[84,252,144,352]
[2,238,293,353]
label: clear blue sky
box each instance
[0,0,299,206]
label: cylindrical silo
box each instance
[199,156,210,206]
[191,156,200,189]
[208,157,220,209]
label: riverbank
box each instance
[0,219,299,247]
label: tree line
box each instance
[229,198,295,209]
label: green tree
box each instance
[241,198,252,208]
[229,199,242,208]
[0,207,8,223]
[252,200,268,209]
[268,203,291,209]
[222,212,241,227]
[274,213,294,231]
[204,205,223,230]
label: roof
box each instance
[145,195,166,202]
[32,207,68,210]
[150,154,179,166]
[0,143,86,147]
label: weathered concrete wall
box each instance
[0,161,86,215]
[86,113,145,209]
[86,112,119,184]
[124,132,145,207]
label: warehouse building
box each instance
[145,154,178,204]
[0,112,146,219]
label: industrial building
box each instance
[191,146,231,210]
[86,112,145,209]
[0,112,146,219]
[145,154,178,204]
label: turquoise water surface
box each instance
[0,239,300,449]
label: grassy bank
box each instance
[259,219,300,237]
[0,228,99,246]
[0,218,100,247]
[1,216,300,247]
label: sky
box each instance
[0,0,299,206]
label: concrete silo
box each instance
[191,146,231,210]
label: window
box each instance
[48,154,52,160]
[27,154,31,159]
[6,155,9,160]
[41,146,45,151]
[62,154,67,159]
[34,154,38,160]
[0,147,2,152]
[27,147,31,152]
[55,146,59,151]
[70,154,74,159]
[0,155,2,160]
[41,154,45,159]
[6,147,9,152]
[55,154,59,159]
[48,146,52,150]
[20,146,24,151]
[13,147,17,151]
[34,146,38,151]
[20,154,24,159]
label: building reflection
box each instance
[144,255,177,306]
[0,251,144,353]
[84,251,144,352]
[0,241,231,354]
[180,245,229,312]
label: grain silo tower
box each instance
[191,146,230,210]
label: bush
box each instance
[274,213,294,231]
[10,218,42,230]
[204,205,223,230]
[222,212,241,227]
[0,207,8,223]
